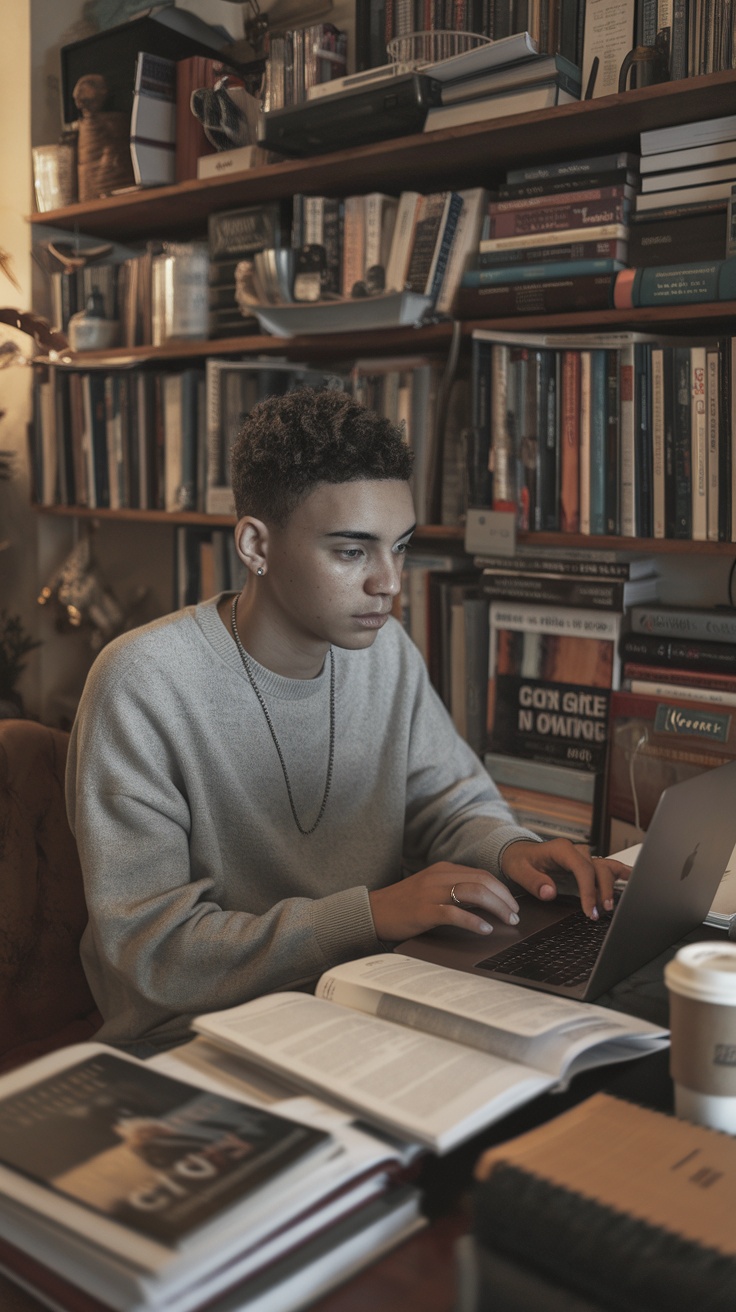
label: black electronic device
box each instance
[59,11,230,126]
[257,73,443,157]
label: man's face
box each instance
[262,478,416,654]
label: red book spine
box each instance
[489,200,630,239]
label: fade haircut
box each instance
[230,386,414,525]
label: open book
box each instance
[193,955,668,1153]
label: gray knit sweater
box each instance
[66,596,536,1050]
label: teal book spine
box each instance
[462,258,624,286]
[617,258,736,307]
[589,350,607,535]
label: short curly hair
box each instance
[229,386,414,525]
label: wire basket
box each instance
[386,30,492,70]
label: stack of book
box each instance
[422,34,581,131]
[456,150,639,319]
[130,52,176,188]
[0,1041,422,1312]
[606,603,736,851]
[635,111,736,218]
[475,550,658,845]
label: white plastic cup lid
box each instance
[665,941,736,1003]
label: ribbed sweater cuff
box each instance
[312,885,383,966]
[479,824,543,879]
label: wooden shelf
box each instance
[33,505,736,554]
[28,71,736,242]
[46,301,736,371]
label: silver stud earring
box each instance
[256,567,265,576]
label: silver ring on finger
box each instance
[450,883,463,907]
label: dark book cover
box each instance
[538,349,560,531]
[494,169,640,202]
[0,1053,327,1248]
[469,337,493,506]
[559,349,581,534]
[208,202,290,261]
[478,235,628,268]
[627,209,726,267]
[405,192,448,295]
[634,343,653,539]
[619,632,736,673]
[86,372,110,510]
[482,574,632,610]
[454,274,616,319]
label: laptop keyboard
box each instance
[476,903,617,989]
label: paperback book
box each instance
[193,955,668,1154]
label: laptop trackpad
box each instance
[395,893,580,973]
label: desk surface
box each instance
[0,930,712,1312]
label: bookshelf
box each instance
[28,70,736,722]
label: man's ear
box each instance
[234,516,269,578]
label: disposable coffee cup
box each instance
[665,941,736,1133]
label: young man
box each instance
[67,387,623,1054]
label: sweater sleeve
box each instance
[66,644,383,1049]
[400,633,541,876]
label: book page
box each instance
[316,956,667,1079]
[193,993,551,1153]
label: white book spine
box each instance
[479,223,628,253]
[304,195,325,247]
[706,348,720,542]
[690,345,707,541]
[490,345,513,506]
[385,192,421,292]
[651,348,666,539]
[578,350,592,536]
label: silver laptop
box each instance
[396,758,736,1001]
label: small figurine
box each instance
[73,73,135,200]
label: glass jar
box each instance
[151,242,210,344]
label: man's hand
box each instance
[369,862,520,942]
[500,839,631,920]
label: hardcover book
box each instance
[487,602,621,773]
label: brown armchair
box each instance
[0,719,101,1073]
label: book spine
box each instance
[488,183,633,214]
[620,632,736,672]
[629,679,736,705]
[478,237,628,266]
[720,338,733,542]
[630,605,736,641]
[462,257,623,285]
[482,574,628,608]
[506,151,637,184]
[491,344,515,510]
[479,223,628,253]
[489,198,630,238]
[706,346,720,543]
[614,259,732,307]
[494,169,639,201]
[578,350,591,536]
[623,661,736,691]
[604,350,620,536]
[477,555,637,578]
[538,350,560,531]
[662,346,677,539]
[634,343,652,538]
[651,347,666,539]
[427,192,464,305]
[559,349,581,534]
[690,345,708,541]
[453,274,616,318]
[627,211,726,267]
[673,345,693,539]
[589,350,607,536]
[618,345,636,538]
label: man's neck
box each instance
[219,592,327,680]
